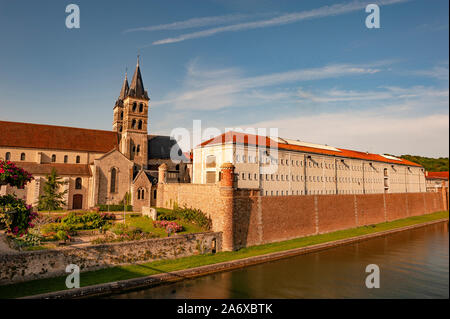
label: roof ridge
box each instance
[199,131,423,167]
[0,120,116,134]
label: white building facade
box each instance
[193,132,426,195]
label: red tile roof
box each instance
[17,162,91,176]
[426,171,449,180]
[199,131,422,167]
[0,121,118,153]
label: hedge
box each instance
[98,204,133,212]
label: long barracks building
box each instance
[193,131,426,195]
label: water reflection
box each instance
[111,222,448,299]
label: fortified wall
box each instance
[157,163,449,251]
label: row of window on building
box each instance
[118,103,146,119]
[118,119,144,133]
[132,144,142,155]
[261,189,381,196]
[234,154,416,173]
[237,172,386,184]
[4,152,81,164]
[136,188,157,201]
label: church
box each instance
[0,58,191,211]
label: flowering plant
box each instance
[0,194,37,236]
[153,220,183,233]
[0,160,33,188]
[0,161,35,236]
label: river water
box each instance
[112,222,449,299]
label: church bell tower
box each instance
[113,57,150,171]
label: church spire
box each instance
[128,55,149,100]
[118,71,129,100]
[114,71,129,107]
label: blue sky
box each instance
[0,0,448,156]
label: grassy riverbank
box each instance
[1,211,448,299]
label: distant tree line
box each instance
[398,155,449,172]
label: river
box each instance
[111,222,449,299]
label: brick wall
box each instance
[245,192,445,248]
[156,182,232,241]
[156,182,446,251]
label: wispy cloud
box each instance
[416,22,449,33]
[153,61,383,110]
[413,64,449,81]
[296,86,449,103]
[123,13,265,33]
[152,0,409,45]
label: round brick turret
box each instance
[220,162,235,188]
[158,163,168,184]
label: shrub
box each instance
[100,212,116,220]
[0,194,37,236]
[0,160,33,188]
[41,232,58,242]
[173,206,212,230]
[98,205,133,212]
[13,232,42,248]
[111,223,144,235]
[35,214,63,224]
[153,220,183,233]
[111,222,129,235]
[157,210,178,221]
[56,230,70,241]
[61,211,110,230]
[41,222,73,234]
[0,161,34,237]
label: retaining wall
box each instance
[0,232,221,285]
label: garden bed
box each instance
[1,207,211,251]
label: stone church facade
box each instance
[0,60,190,211]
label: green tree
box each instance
[399,155,449,172]
[37,168,68,211]
[119,192,131,206]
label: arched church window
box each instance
[75,177,82,190]
[136,145,140,155]
[132,119,136,129]
[110,168,117,193]
[137,188,144,200]
[132,102,137,112]
[51,154,56,162]
[20,153,25,161]
[119,125,123,133]
[64,155,68,163]
[139,103,143,112]
[76,156,80,164]
[5,152,11,161]
[132,145,136,154]
[120,111,123,120]
[138,120,142,130]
